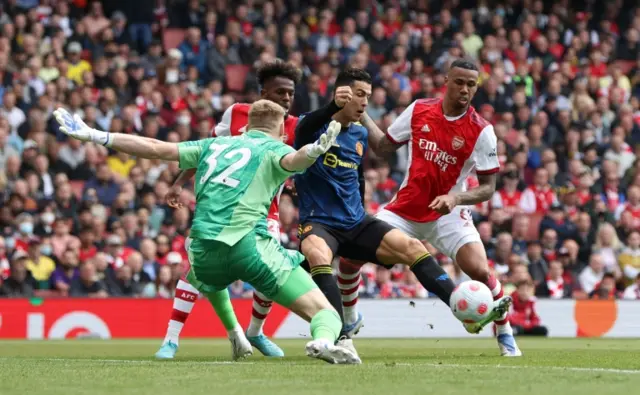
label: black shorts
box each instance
[298,215,395,265]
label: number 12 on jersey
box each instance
[200,142,252,188]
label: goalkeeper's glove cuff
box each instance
[92,129,113,148]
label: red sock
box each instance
[337,258,362,325]
[484,274,508,325]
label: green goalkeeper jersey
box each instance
[177,131,296,246]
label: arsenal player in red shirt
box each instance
[344,59,521,356]
[155,61,302,360]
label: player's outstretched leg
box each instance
[245,291,284,357]
[337,258,364,337]
[271,266,361,364]
[455,243,522,357]
[205,289,253,360]
[155,279,199,359]
[376,230,456,305]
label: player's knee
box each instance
[405,237,428,263]
[301,236,332,267]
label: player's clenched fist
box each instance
[334,86,352,108]
[429,194,458,215]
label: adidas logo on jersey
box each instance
[421,124,431,132]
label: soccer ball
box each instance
[449,281,494,324]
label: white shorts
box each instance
[376,207,481,260]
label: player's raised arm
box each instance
[361,111,401,157]
[54,108,180,161]
[281,121,342,172]
[294,86,351,146]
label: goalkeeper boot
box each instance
[305,339,361,365]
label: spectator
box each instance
[592,223,623,275]
[579,253,606,295]
[25,238,55,289]
[206,34,240,82]
[537,260,573,299]
[520,168,558,215]
[141,264,174,298]
[65,42,91,86]
[618,231,640,285]
[49,248,79,296]
[83,163,120,206]
[0,250,36,297]
[525,241,548,286]
[179,26,209,77]
[70,260,108,298]
[591,273,618,300]
[510,279,549,336]
[622,273,640,300]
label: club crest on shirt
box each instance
[452,136,464,150]
[356,141,364,156]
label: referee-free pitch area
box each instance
[1,338,639,395]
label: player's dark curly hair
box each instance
[256,60,302,86]
[334,67,372,88]
[449,58,479,72]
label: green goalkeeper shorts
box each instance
[186,230,306,301]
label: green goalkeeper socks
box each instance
[310,308,341,343]
[206,290,239,331]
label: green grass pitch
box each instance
[1,338,639,395]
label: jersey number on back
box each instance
[201,143,251,188]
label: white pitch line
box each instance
[1,358,639,374]
[391,362,640,375]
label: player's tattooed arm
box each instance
[453,173,498,205]
[361,112,400,157]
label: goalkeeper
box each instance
[53,101,360,365]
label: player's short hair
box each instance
[247,99,285,135]
[256,60,302,87]
[449,59,479,72]
[334,67,372,88]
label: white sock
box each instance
[164,280,199,345]
[337,265,361,325]
[246,291,272,337]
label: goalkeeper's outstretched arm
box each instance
[53,108,179,161]
[107,133,179,161]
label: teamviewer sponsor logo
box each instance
[418,139,458,172]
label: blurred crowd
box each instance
[1,0,640,302]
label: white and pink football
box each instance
[449,280,494,324]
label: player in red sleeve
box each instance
[341,60,521,356]
[155,61,301,360]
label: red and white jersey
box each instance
[383,98,500,223]
[491,188,523,215]
[212,103,299,221]
[615,203,640,229]
[519,185,557,214]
